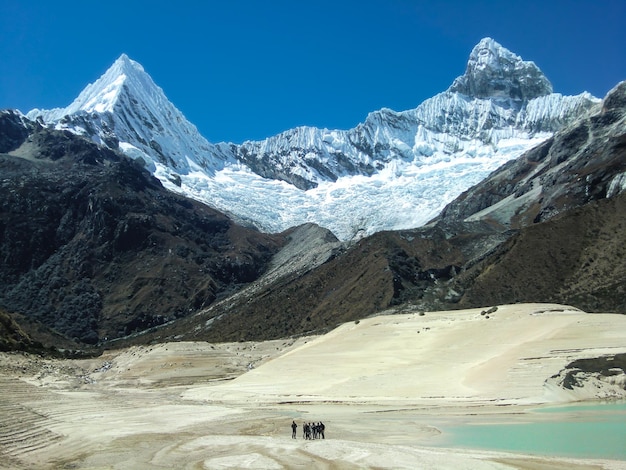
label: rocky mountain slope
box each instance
[440,82,626,311]
[435,81,626,229]
[0,111,285,345]
[27,38,599,240]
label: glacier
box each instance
[27,38,600,240]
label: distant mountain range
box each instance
[1,40,624,351]
[27,38,599,240]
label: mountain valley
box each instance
[0,39,625,351]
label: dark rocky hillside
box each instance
[0,307,83,354]
[120,221,510,344]
[0,111,285,346]
[0,308,41,353]
[452,191,626,312]
[145,186,624,344]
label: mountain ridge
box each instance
[434,81,626,229]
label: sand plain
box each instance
[1,303,625,469]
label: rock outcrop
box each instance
[448,37,553,101]
[547,353,626,400]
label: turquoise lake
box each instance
[438,401,626,460]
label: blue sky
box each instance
[1,0,624,143]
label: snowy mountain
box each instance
[27,54,234,175]
[435,80,626,230]
[27,38,599,240]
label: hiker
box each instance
[296,420,326,440]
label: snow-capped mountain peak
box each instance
[449,37,553,101]
[29,54,145,118]
[28,54,233,177]
[71,54,156,114]
[28,39,600,241]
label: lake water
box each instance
[438,401,626,460]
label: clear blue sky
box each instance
[1,0,624,144]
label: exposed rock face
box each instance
[448,37,553,101]
[547,353,626,399]
[435,80,625,228]
[428,82,626,313]
[0,111,32,153]
[602,80,626,112]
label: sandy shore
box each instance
[1,303,625,469]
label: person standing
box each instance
[291,420,297,439]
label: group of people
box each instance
[291,420,325,439]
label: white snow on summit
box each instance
[29,54,137,118]
[28,54,234,176]
[28,39,601,240]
